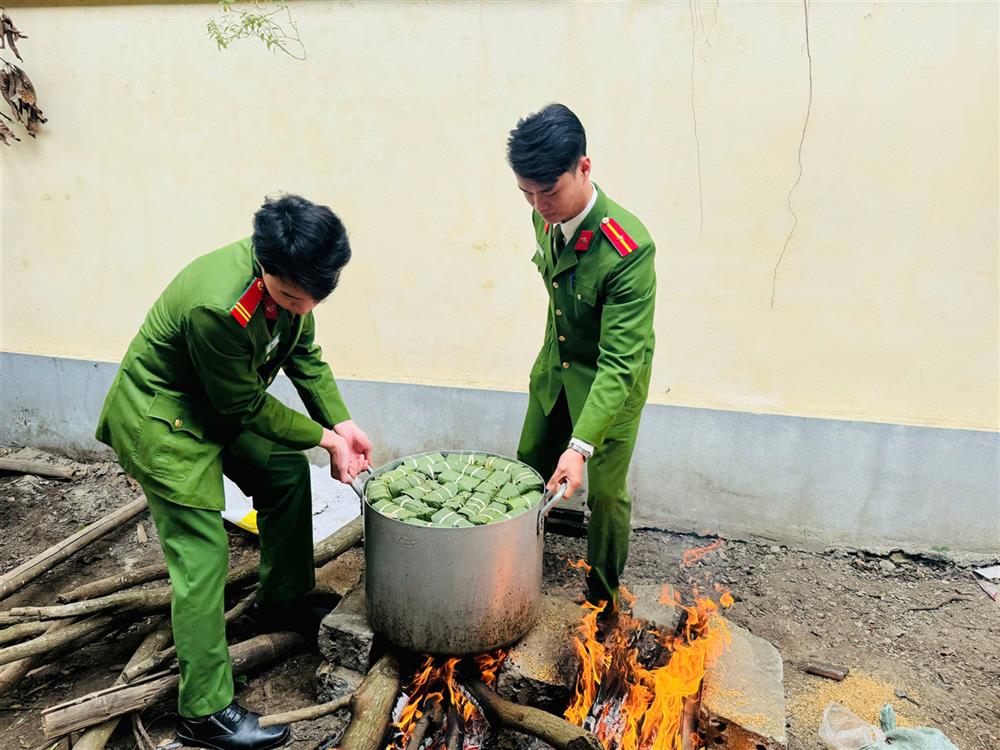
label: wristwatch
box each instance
[568,438,594,462]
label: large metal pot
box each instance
[350,450,564,655]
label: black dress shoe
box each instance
[177,701,289,750]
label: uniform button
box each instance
[173,419,183,428]
[601,217,610,224]
[577,294,582,300]
[562,361,570,369]
[552,281,559,289]
[555,308,562,316]
[558,335,566,342]
[257,280,265,290]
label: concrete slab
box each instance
[629,583,682,634]
[700,621,787,750]
[495,595,583,712]
[318,582,377,673]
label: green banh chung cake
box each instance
[365,452,545,528]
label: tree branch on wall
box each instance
[0,8,46,145]
[207,1,306,61]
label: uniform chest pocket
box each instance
[572,281,600,311]
[131,392,205,481]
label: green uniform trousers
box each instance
[143,436,315,718]
[517,390,642,609]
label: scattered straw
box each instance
[789,669,925,732]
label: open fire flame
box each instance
[387,544,732,750]
[565,559,733,750]
[387,651,506,750]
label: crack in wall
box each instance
[770,0,814,308]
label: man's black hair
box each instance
[506,103,587,188]
[252,194,351,301]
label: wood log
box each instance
[0,457,83,481]
[406,698,443,750]
[258,693,353,728]
[7,516,362,625]
[313,516,364,567]
[72,618,173,750]
[120,592,254,684]
[0,614,115,668]
[57,563,169,603]
[42,631,304,739]
[0,619,74,697]
[445,705,463,750]
[461,678,605,750]
[0,620,49,646]
[337,653,400,750]
[4,586,171,623]
[0,498,148,604]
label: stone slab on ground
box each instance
[629,583,683,633]
[496,595,583,712]
[318,581,377,673]
[315,547,364,597]
[316,661,365,703]
[700,620,787,750]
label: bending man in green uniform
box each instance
[96,194,372,750]
[508,104,656,615]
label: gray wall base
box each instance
[3,352,997,554]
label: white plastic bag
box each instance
[818,703,886,750]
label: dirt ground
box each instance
[1,448,997,750]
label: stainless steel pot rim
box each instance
[356,448,546,530]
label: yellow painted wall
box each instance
[1,1,996,431]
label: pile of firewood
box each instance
[0,479,364,750]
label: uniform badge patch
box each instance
[600,217,639,258]
[231,278,265,328]
[575,230,594,252]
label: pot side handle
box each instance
[350,468,374,502]
[537,481,568,535]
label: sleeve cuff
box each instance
[568,437,595,460]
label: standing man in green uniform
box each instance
[96,194,371,750]
[507,104,656,615]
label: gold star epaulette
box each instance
[231,278,265,328]
[600,217,639,258]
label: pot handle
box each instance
[349,467,375,502]
[537,481,569,535]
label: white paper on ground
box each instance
[222,464,361,543]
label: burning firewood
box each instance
[461,678,605,750]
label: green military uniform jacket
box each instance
[528,185,656,446]
[96,238,350,510]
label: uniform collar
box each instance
[552,185,608,277]
[557,183,599,243]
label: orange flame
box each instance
[387,651,506,749]
[565,587,732,750]
[680,539,723,566]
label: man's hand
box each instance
[319,428,356,483]
[547,448,585,499]
[334,419,373,473]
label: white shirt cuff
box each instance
[568,438,595,460]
